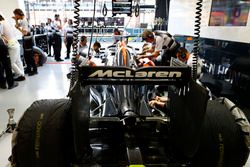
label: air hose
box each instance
[72,0,80,61]
[69,1,93,164]
[68,0,80,94]
[87,0,97,58]
[192,0,203,80]
[102,2,107,17]
[135,1,140,17]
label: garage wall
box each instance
[168,0,250,43]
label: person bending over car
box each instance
[137,29,180,66]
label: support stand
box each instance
[0,108,16,138]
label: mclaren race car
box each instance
[9,36,250,167]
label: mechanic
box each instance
[63,19,74,59]
[137,29,180,66]
[113,28,121,44]
[149,95,169,108]
[92,41,101,57]
[149,95,170,115]
[13,8,38,76]
[75,36,96,67]
[176,47,191,63]
[51,14,63,61]
[136,43,155,67]
[44,18,54,57]
[1,13,26,81]
[0,36,19,89]
[78,35,88,57]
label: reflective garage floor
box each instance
[0,59,71,167]
[0,42,250,167]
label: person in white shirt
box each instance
[13,8,37,76]
[44,18,54,57]
[52,14,63,61]
[91,41,101,58]
[63,19,74,59]
[0,35,19,89]
[113,28,121,44]
[78,35,88,57]
[75,36,96,67]
[138,29,180,66]
[0,14,25,81]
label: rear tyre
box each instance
[11,99,74,167]
[192,100,248,167]
[33,46,47,66]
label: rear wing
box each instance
[79,66,191,85]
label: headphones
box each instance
[147,33,154,39]
[142,31,154,41]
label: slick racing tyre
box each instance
[33,46,47,66]
[192,100,249,167]
[10,99,74,167]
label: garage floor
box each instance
[0,58,71,167]
[0,42,250,167]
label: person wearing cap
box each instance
[138,29,180,66]
[13,8,38,76]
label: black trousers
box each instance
[66,37,73,58]
[0,40,14,87]
[52,34,62,61]
[48,35,53,56]
[23,36,37,72]
[24,49,37,72]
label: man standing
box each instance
[13,8,38,76]
[0,36,18,89]
[63,19,74,59]
[52,14,63,61]
[44,18,54,57]
[0,14,25,81]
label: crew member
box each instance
[44,18,53,57]
[78,35,88,57]
[92,41,101,57]
[13,8,38,76]
[75,36,96,67]
[63,19,73,59]
[148,95,170,116]
[0,14,25,81]
[149,95,169,108]
[0,36,18,89]
[113,28,121,44]
[52,14,63,61]
[137,29,180,66]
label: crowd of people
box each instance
[1,8,191,95]
[134,29,193,113]
[0,10,79,90]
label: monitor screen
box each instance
[112,0,132,16]
[209,0,250,26]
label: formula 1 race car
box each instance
[9,36,250,167]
